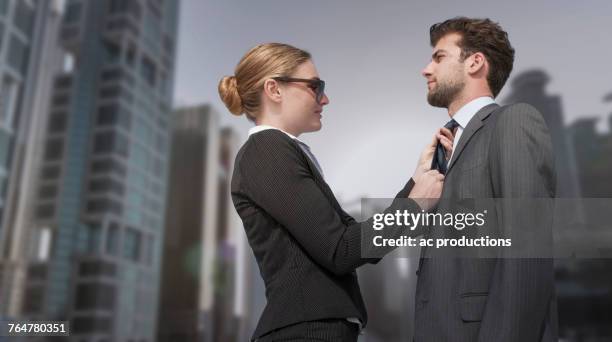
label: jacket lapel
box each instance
[446,103,499,174]
[291,140,351,221]
[292,140,325,182]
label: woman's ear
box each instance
[263,79,282,104]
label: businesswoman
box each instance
[219,43,449,342]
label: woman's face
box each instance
[279,60,329,136]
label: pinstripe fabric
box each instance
[414,103,558,342]
[231,129,419,341]
[256,319,359,342]
[296,140,325,178]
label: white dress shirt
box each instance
[448,97,496,164]
[248,125,325,178]
[248,124,299,140]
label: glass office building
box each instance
[16,1,179,341]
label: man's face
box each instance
[421,33,467,108]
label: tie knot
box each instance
[444,119,460,130]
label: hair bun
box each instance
[218,76,243,116]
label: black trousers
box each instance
[256,319,359,342]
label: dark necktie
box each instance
[430,119,460,174]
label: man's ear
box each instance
[467,52,487,76]
[263,79,282,104]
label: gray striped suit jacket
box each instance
[413,103,558,342]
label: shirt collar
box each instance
[248,124,300,141]
[452,96,496,128]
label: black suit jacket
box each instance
[231,129,418,340]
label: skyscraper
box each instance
[6,1,180,341]
[158,105,252,342]
[158,105,220,342]
[0,0,65,319]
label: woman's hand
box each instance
[412,127,454,180]
[408,169,445,211]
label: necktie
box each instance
[430,119,460,174]
[296,140,324,178]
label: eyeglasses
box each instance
[272,77,326,104]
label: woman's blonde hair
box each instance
[218,43,311,120]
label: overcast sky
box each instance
[173,0,612,201]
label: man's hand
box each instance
[408,170,445,211]
[413,128,454,180]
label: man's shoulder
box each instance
[495,102,541,117]
[491,102,545,127]
[488,102,550,147]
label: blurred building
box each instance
[0,0,180,341]
[504,71,612,340]
[0,0,65,320]
[243,244,266,341]
[359,253,416,342]
[556,96,612,340]
[345,199,417,342]
[568,114,612,197]
[158,105,257,342]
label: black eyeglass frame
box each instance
[272,76,326,104]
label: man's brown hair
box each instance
[430,17,515,97]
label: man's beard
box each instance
[427,77,465,108]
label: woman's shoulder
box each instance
[249,128,295,144]
[236,129,301,167]
[244,129,299,154]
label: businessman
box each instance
[413,17,558,341]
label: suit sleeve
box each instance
[345,178,415,228]
[364,177,417,265]
[241,131,421,275]
[396,178,416,199]
[477,103,556,341]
